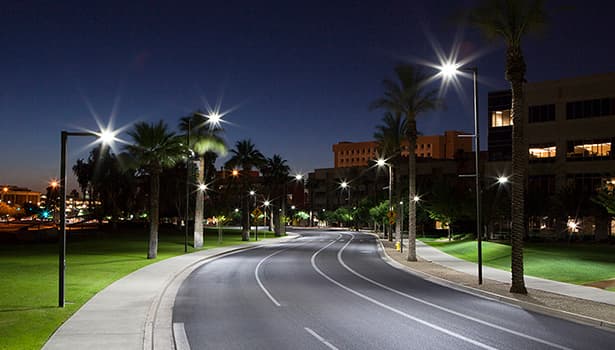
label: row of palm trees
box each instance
[115,116,291,259]
[370,0,546,294]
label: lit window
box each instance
[567,140,611,159]
[491,109,513,127]
[529,145,556,159]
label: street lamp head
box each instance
[376,158,386,167]
[50,180,59,188]
[340,181,348,189]
[295,174,303,181]
[234,208,239,213]
[2,187,7,193]
[413,195,420,202]
[198,183,207,192]
[291,205,295,210]
[231,169,239,177]
[497,176,509,185]
[97,128,117,145]
[264,200,270,207]
[439,62,460,80]
[249,190,255,196]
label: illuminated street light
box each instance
[377,158,394,241]
[295,174,303,181]
[437,61,483,285]
[57,127,117,307]
[497,176,509,185]
[413,195,420,202]
[198,183,207,192]
[232,169,239,177]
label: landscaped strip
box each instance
[420,238,615,286]
[0,227,275,350]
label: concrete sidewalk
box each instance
[414,240,615,306]
[42,234,299,350]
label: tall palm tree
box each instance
[225,139,266,240]
[261,154,291,236]
[179,112,227,248]
[125,121,183,259]
[374,112,407,241]
[371,64,441,261]
[468,0,547,294]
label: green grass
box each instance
[0,226,276,350]
[421,238,615,285]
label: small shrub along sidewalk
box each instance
[420,238,615,286]
[0,226,274,350]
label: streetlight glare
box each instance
[264,200,270,207]
[249,190,256,196]
[439,62,460,79]
[376,158,386,167]
[497,176,509,184]
[340,181,348,188]
[413,195,420,202]
[198,183,207,192]
[295,174,303,181]
[97,128,117,145]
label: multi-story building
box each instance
[486,72,615,239]
[332,131,472,168]
[0,185,41,206]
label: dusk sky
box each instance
[2,0,614,192]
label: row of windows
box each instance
[528,104,556,123]
[566,98,615,119]
[338,148,375,156]
[491,98,615,127]
[526,140,613,161]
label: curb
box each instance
[146,233,301,350]
[366,233,615,332]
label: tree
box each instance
[260,154,290,236]
[374,112,407,241]
[593,187,615,216]
[72,159,92,202]
[425,178,473,241]
[369,200,390,233]
[371,64,442,261]
[224,139,266,240]
[468,0,547,293]
[179,112,227,248]
[124,121,183,259]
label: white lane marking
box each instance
[339,233,573,350]
[255,243,306,307]
[304,327,339,350]
[310,235,498,350]
[173,322,191,350]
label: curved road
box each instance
[173,230,615,349]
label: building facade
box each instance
[486,72,615,239]
[332,130,472,168]
[1,185,41,206]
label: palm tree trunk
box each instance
[394,165,401,241]
[241,192,249,240]
[194,157,205,248]
[407,120,418,261]
[507,47,528,294]
[148,173,160,259]
[280,184,287,236]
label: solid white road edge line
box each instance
[339,233,573,350]
[172,323,191,350]
[304,327,339,350]
[310,233,498,350]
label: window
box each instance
[491,109,513,127]
[566,98,615,119]
[566,139,612,160]
[528,104,555,123]
[529,144,556,160]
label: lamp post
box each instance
[249,190,257,240]
[377,158,393,241]
[58,129,115,307]
[439,64,483,284]
[399,201,404,253]
[264,200,271,232]
[340,181,350,204]
[184,119,191,253]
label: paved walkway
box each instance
[414,240,615,306]
[42,234,298,350]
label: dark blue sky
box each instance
[2,0,614,192]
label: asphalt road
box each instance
[173,230,615,350]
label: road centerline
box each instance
[304,327,339,350]
[310,232,498,350]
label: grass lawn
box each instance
[0,226,276,350]
[420,238,615,285]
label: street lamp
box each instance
[340,181,350,203]
[263,200,271,231]
[377,158,393,241]
[58,128,116,307]
[438,63,483,284]
[249,190,257,240]
[497,176,509,185]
